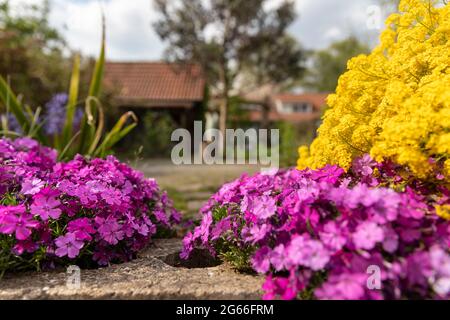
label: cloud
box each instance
[290,0,381,49]
[50,0,164,60]
[8,0,385,60]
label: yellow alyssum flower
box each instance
[435,205,450,220]
[298,0,450,182]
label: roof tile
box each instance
[104,62,206,102]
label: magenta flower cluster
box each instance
[0,138,180,272]
[182,158,450,300]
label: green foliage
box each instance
[278,121,298,168]
[277,121,317,168]
[119,111,177,158]
[240,35,305,89]
[298,271,327,300]
[212,206,228,223]
[218,241,255,273]
[226,96,251,126]
[210,206,255,272]
[0,17,137,161]
[0,193,44,276]
[302,36,370,92]
[0,0,71,107]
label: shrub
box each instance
[119,111,178,158]
[182,157,450,299]
[0,138,180,275]
[297,0,450,183]
[0,20,137,161]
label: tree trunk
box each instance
[218,50,230,157]
[256,63,270,130]
[219,84,228,157]
[261,102,270,129]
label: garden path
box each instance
[133,159,261,221]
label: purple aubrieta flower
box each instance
[310,164,345,184]
[182,159,450,300]
[55,232,84,259]
[30,188,62,220]
[180,232,195,260]
[243,223,271,244]
[210,218,231,241]
[21,178,45,195]
[251,246,271,273]
[0,137,180,271]
[319,221,347,251]
[0,205,39,240]
[352,154,376,177]
[286,235,330,271]
[252,196,277,220]
[67,218,95,241]
[382,226,399,253]
[96,216,124,245]
[262,272,306,300]
[14,137,39,150]
[269,244,286,272]
[197,212,213,244]
[315,273,368,300]
[13,239,39,255]
[429,246,450,296]
[352,222,384,250]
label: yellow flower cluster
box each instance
[436,205,450,220]
[298,0,450,182]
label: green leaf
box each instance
[0,76,47,143]
[0,76,30,133]
[58,131,81,161]
[94,112,138,157]
[89,14,106,98]
[61,55,80,148]
[78,15,106,154]
[85,97,105,155]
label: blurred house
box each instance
[104,62,206,129]
[104,61,327,131]
[241,86,328,125]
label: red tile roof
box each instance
[104,62,206,102]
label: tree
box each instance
[0,0,70,107]
[153,0,304,137]
[240,33,305,128]
[302,36,370,93]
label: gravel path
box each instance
[133,159,261,220]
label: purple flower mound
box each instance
[182,159,450,300]
[0,138,180,273]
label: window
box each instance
[282,102,313,114]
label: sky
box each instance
[9,0,389,61]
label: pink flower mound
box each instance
[0,138,180,272]
[182,160,450,300]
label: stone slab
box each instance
[0,239,264,300]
